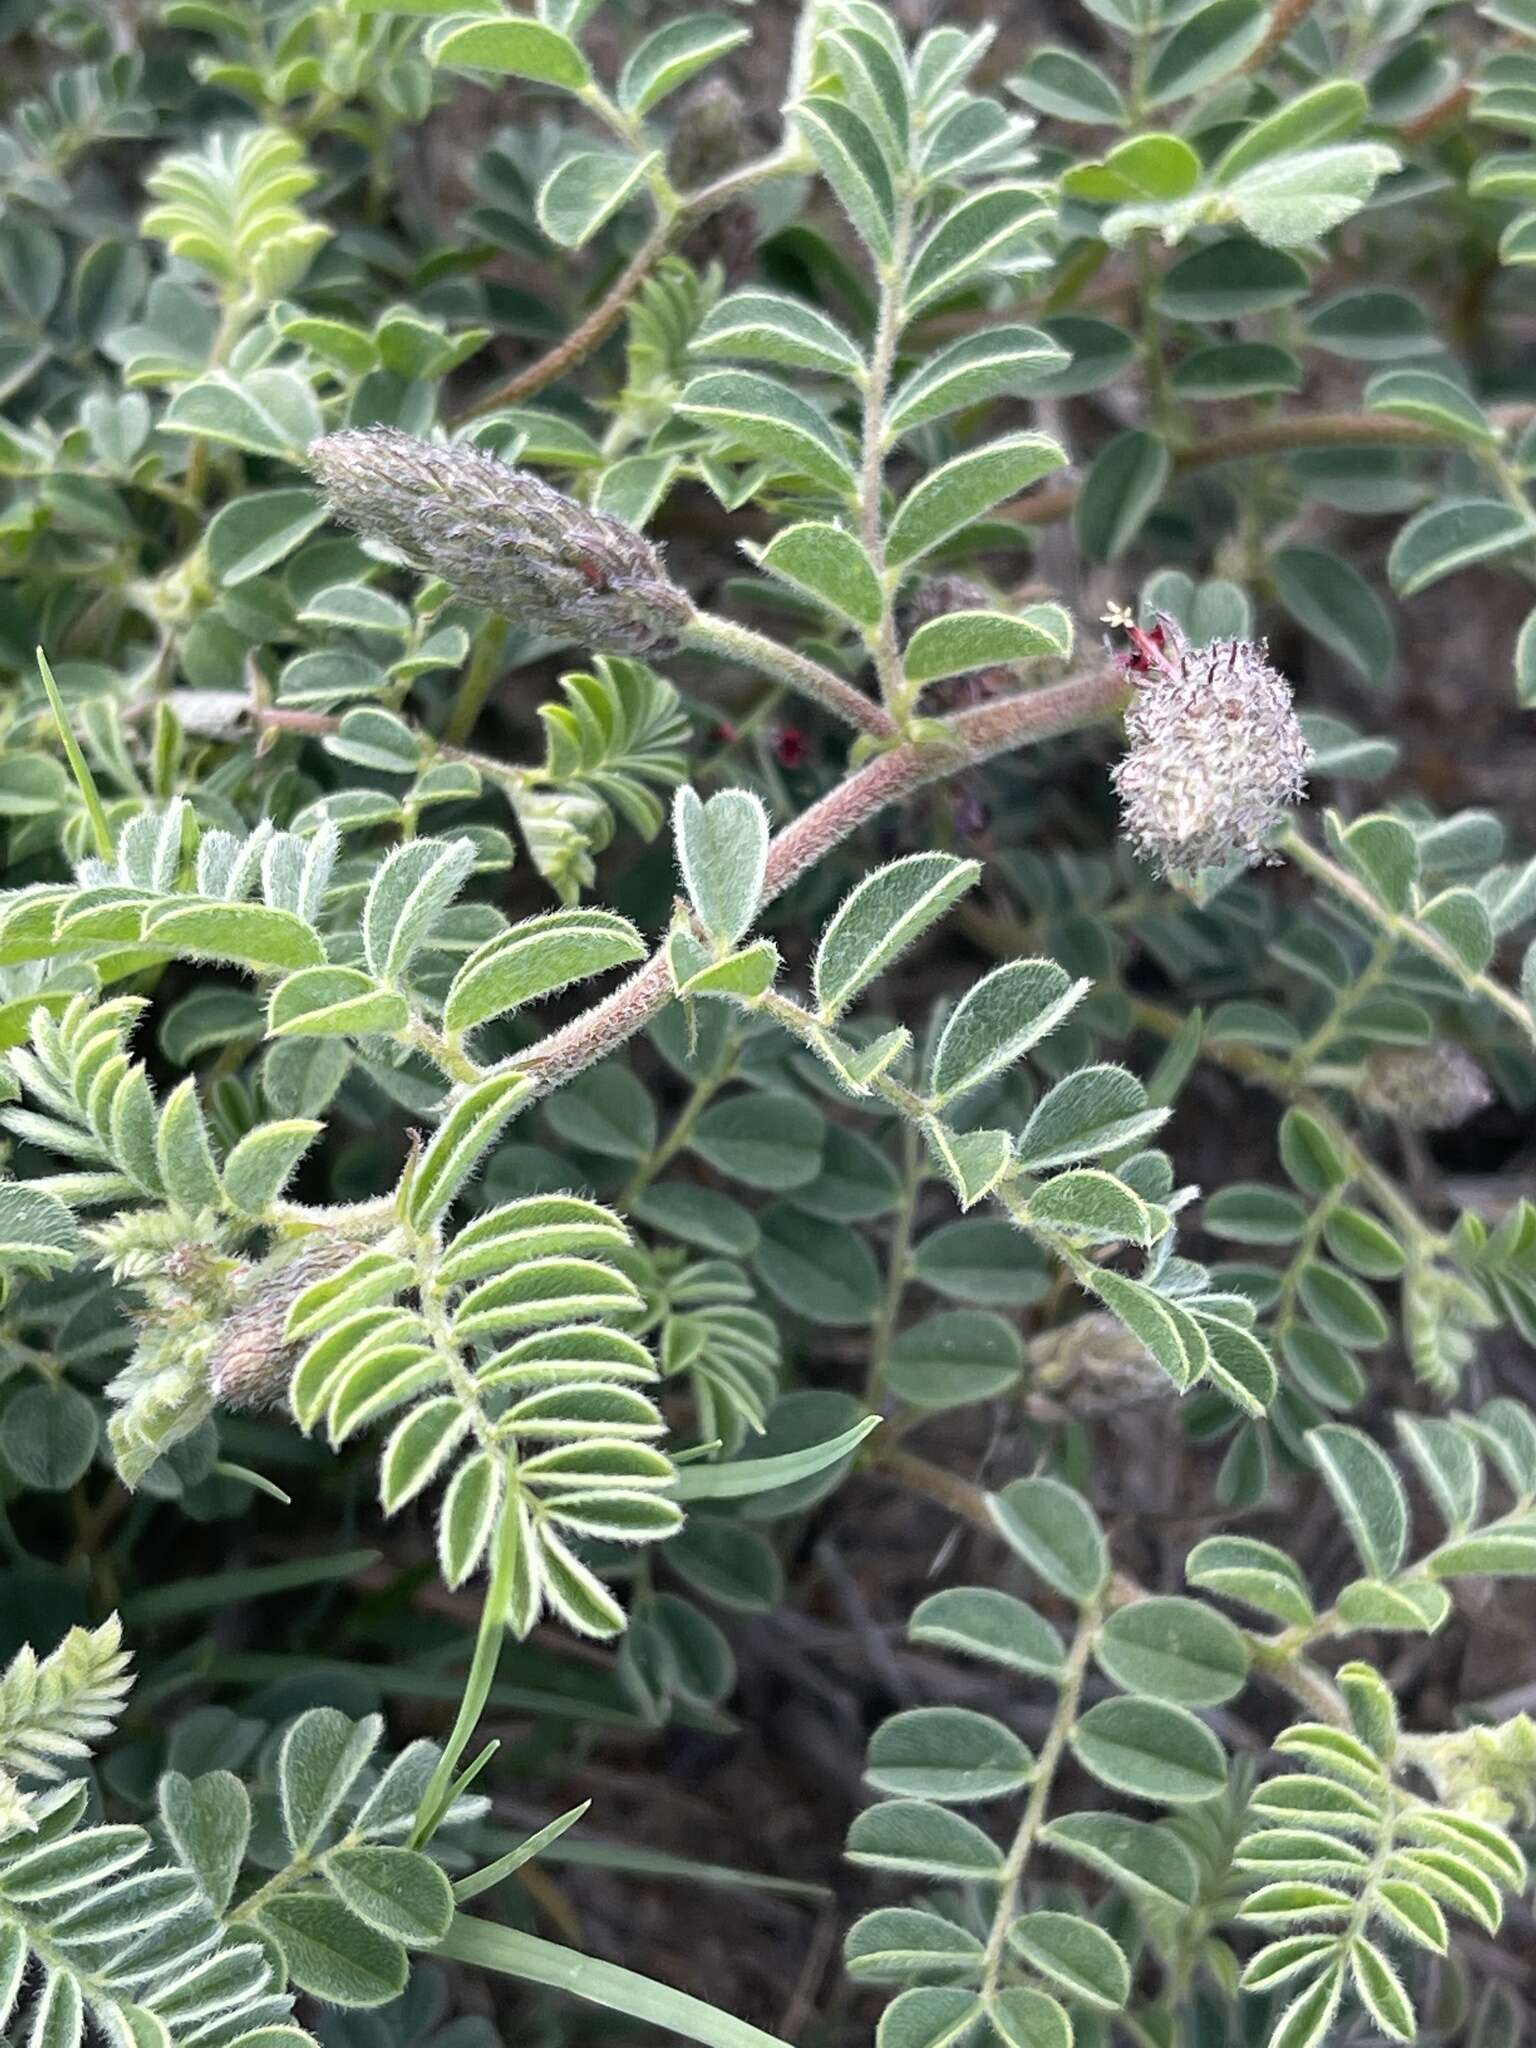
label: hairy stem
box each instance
[1280,827,1536,1050]
[450,144,807,426]
[1244,0,1320,67]
[679,138,812,219]
[1401,78,1471,140]
[253,702,526,800]
[684,613,897,739]
[410,1488,517,1846]
[452,218,674,425]
[258,612,893,759]
[510,665,1129,1095]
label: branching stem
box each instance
[451,144,808,425]
[1280,828,1536,1051]
[452,219,674,425]
[1001,406,1536,528]
[510,666,1129,1097]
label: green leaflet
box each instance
[678,370,858,492]
[403,1072,533,1228]
[444,910,645,1032]
[425,16,589,86]
[673,786,769,948]
[814,854,980,1018]
[672,1414,880,1499]
[437,1916,794,2048]
[886,434,1067,566]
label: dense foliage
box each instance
[0,0,1534,2043]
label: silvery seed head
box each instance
[210,1239,367,1408]
[1111,615,1310,877]
[1360,1042,1493,1130]
[309,429,693,657]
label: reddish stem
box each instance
[451,218,674,426]
[513,664,1129,1094]
[1004,407,1536,528]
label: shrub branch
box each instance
[1001,406,1536,527]
[451,145,808,425]
[511,665,1131,1093]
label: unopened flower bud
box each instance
[899,575,991,637]
[210,1239,368,1408]
[1027,1311,1171,1415]
[1111,616,1310,877]
[1360,1043,1493,1130]
[670,77,750,192]
[900,576,1015,713]
[1402,1714,1536,1827]
[309,429,693,657]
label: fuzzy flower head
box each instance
[1360,1042,1493,1130]
[210,1239,369,1409]
[309,428,693,657]
[1109,613,1310,878]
